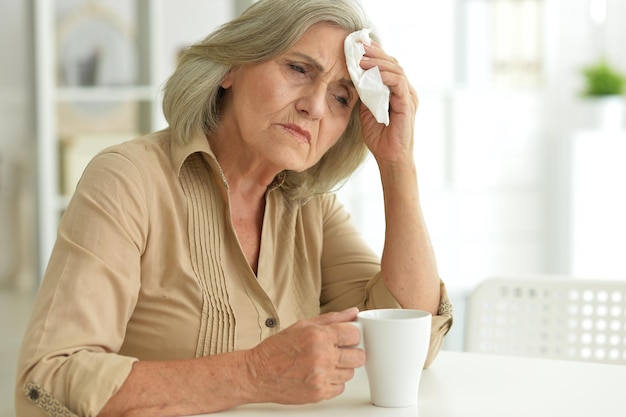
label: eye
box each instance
[335,94,350,107]
[331,86,354,109]
[289,63,307,75]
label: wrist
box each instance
[242,348,265,403]
[377,160,418,188]
[197,350,263,408]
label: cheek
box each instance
[326,115,352,143]
[232,69,281,109]
[249,80,292,114]
[318,126,346,154]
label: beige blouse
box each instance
[16,129,453,417]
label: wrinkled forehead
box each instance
[290,23,353,78]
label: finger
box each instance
[331,367,356,384]
[365,74,413,117]
[363,41,395,61]
[329,322,362,348]
[362,44,402,72]
[337,346,366,369]
[358,56,414,110]
[325,382,348,400]
[360,57,404,80]
[308,307,359,326]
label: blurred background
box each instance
[1,0,625,414]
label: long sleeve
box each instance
[15,151,148,417]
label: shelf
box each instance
[35,0,160,277]
[56,85,157,102]
[35,0,238,279]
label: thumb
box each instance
[309,307,359,326]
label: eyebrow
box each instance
[288,52,355,90]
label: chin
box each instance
[269,152,311,173]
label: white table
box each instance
[193,351,626,416]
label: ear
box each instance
[221,68,235,89]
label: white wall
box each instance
[543,0,626,275]
[154,0,235,92]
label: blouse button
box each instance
[28,387,40,401]
[265,318,277,328]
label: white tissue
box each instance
[344,29,390,126]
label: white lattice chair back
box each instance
[465,276,626,364]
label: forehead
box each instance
[286,23,351,77]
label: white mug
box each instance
[352,309,432,407]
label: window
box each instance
[464,0,544,89]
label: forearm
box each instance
[99,310,363,416]
[378,161,440,314]
[98,351,257,417]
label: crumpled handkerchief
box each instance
[344,28,390,125]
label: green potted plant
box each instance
[579,58,626,129]
[581,59,625,97]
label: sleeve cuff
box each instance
[17,352,137,417]
[23,382,80,417]
[425,280,454,368]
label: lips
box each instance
[280,123,312,144]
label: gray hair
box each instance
[162,0,378,200]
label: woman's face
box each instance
[219,23,358,173]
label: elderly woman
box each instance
[16,0,452,416]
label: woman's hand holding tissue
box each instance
[349,38,440,315]
[357,42,418,169]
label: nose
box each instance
[295,83,326,120]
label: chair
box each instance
[465,275,626,364]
